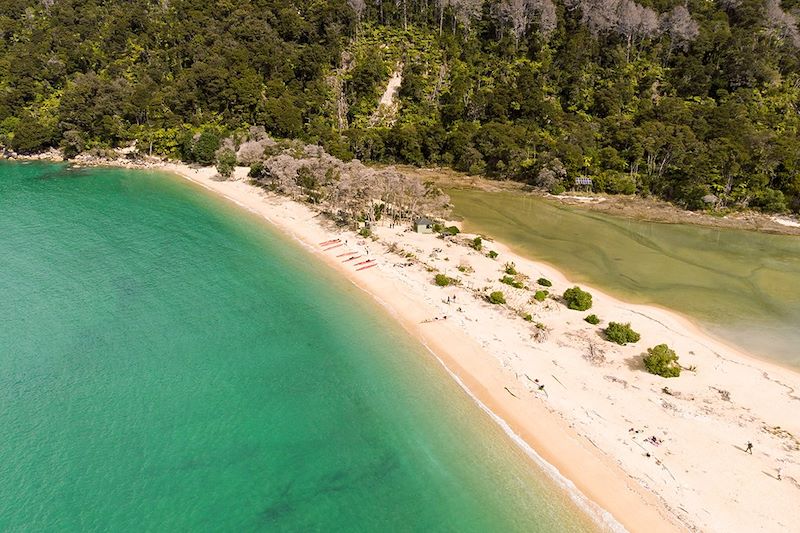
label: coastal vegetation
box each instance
[534,289,549,302]
[489,291,507,304]
[563,286,593,311]
[604,322,641,345]
[584,314,600,325]
[500,275,524,289]
[643,344,682,377]
[435,273,455,286]
[3,0,799,214]
[537,278,553,287]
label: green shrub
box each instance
[549,183,566,195]
[193,128,221,165]
[537,277,552,287]
[488,291,506,304]
[487,250,498,259]
[216,148,237,178]
[643,344,681,378]
[604,322,641,345]
[584,314,600,325]
[504,263,517,275]
[439,225,460,235]
[500,275,524,289]
[523,313,533,322]
[434,274,453,287]
[248,161,265,179]
[471,237,482,250]
[563,286,592,311]
[359,227,372,238]
[534,290,548,302]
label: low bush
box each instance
[604,322,641,345]
[534,290,548,302]
[504,263,517,275]
[359,227,372,238]
[537,278,552,287]
[643,344,681,378]
[563,286,592,310]
[523,313,533,322]
[248,161,265,179]
[488,291,506,304]
[500,275,524,289]
[471,237,482,251]
[442,225,460,235]
[215,148,237,178]
[584,314,600,325]
[487,250,498,259]
[434,274,453,287]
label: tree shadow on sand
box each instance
[625,354,646,372]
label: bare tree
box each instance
[452,0,483,32]
[575,0,620,36]
[764,0,800,48]
[661,5,699,53]
[437,0,449,34]
[498,0,534,47]
[396,0,408,30]
[538,0,558,37]
[568,0,660,59]
[348,0,367,30]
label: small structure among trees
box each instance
[414,217,434,233]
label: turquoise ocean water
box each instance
[0,162,598,531]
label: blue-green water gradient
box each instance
[0,162,597,531]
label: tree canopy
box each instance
[1,0,799,212]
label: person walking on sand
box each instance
[777,466,782,481]
[745,441,753,454]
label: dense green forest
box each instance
[1,0,799,212]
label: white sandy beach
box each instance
[76,158,800,532]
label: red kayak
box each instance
[357,263,377,271]
[355,259,374,266]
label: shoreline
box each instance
[162,164,679,532]
[460,228,799,374]
[163,164,800,533]
[10,156,800,531]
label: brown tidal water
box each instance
[448,189,800,369]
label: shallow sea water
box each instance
[0,162,598,531]
[449,189,800,369]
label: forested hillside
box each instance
[1,0,799,212]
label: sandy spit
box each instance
[71,159,800,532]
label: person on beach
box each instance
[777,466,782,480]
[745,441,753,454]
